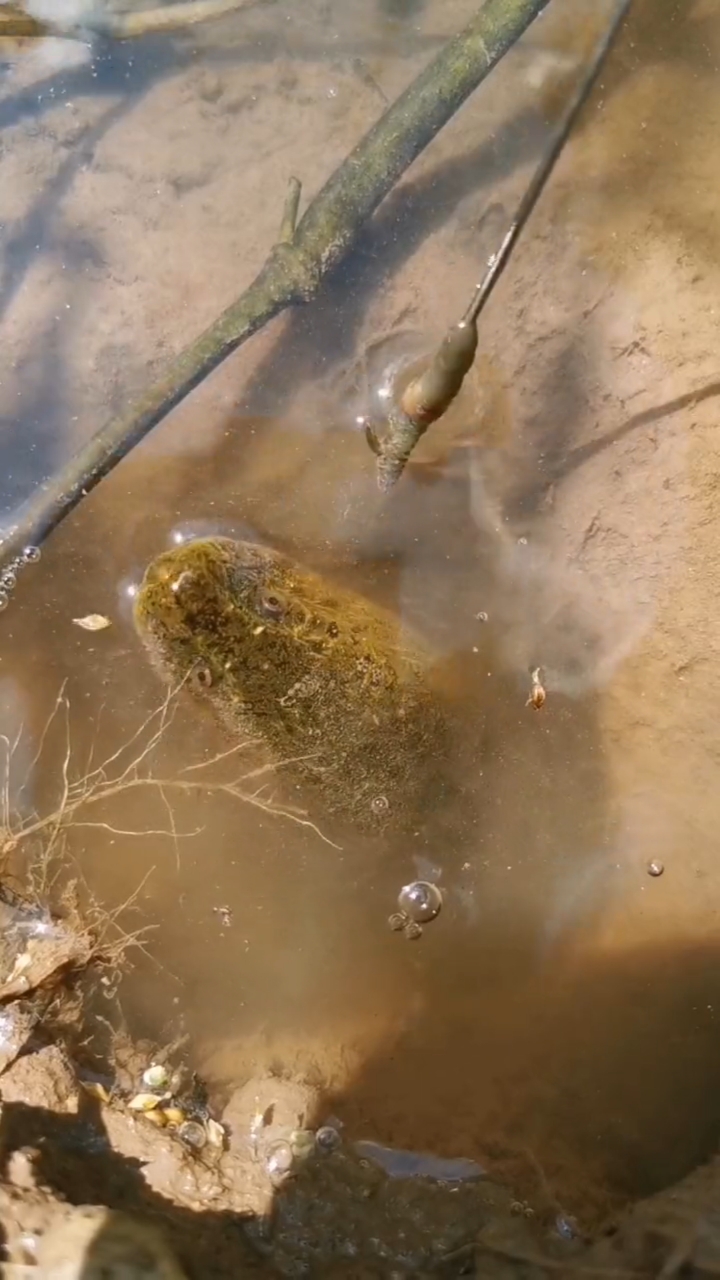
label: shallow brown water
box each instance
[1,0,720,1241]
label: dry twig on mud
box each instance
[0,0,551,572]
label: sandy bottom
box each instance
[0,0,720,1259]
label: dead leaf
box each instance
[128,1092,165,1112]
[80,1080,111,1104]
[526,667,546,711]
[72,614,112,632]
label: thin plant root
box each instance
[0,685,341,1014]
[0,684,341,891]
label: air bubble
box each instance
[22,546,41,564]
[371,794,390,816]
[1,571,16,591]
[316,1125,342,1154]
[0,592,9,611]
[397,880,442,924]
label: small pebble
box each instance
[647,861,664,878]
[397,880,442,924]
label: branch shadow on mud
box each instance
[0,92,138,512]
[0,57,162,512]
[507,360,720,521]
[0,98,129,328]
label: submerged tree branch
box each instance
[0,0,550,574]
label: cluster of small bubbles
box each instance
[510,1200,535,1219]
[404,921,423,941]
[387,912,406,932]
[0,546,42,612]
[315,1125,342,1155]
[265,1139,294,1186]
[397,880,443,924]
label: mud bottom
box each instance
[0,1023,717,1279]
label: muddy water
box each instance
[1,0,720,1238]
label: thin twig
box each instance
[369,0,634,490]
[11,759,340,849]
[0,0,551,575]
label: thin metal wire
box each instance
[463,0,634,328]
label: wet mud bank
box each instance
[1,1021,720,1278]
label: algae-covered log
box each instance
[0,0,550,574]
